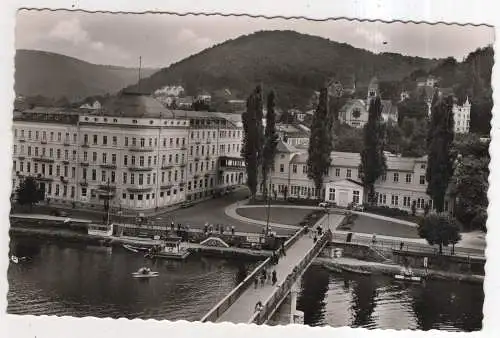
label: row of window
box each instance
[190,130,241,140]
[14,129,77,143]
[286,163,428,185]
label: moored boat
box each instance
[395,274,422,282]
[123,244,151,253]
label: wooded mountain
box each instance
[127,30,440,110]
[15,49,158,102]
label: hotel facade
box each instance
[262,140,454,214]
[11,93,245,212]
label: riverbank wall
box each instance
[313,257,484,284]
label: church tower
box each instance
[367,77,379,105]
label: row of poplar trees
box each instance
[241,85,279,201]
[241,83,455,214]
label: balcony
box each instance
[206,139,211,144]
[98,184,117,191]
[160,184,173,190]
[193,174,200,180]
[127,186,153,193]
[194,157,200,162]
[180,146,187,150]
[35,173,53,182]
[129,146,153,152]
[59,176,69,184]
[100,163,117,169]
[80,161,89,166]
[205,155,211,161]
[40,139,47,144]
[79,180,88,186]
[18,138,26,143]
[180,162,186,168]
[128,165,153,172]
[33,156,54,163]
[62,160,70,165]
[179,181,186,187]
[17,155,25,160]
[81,142,89,148]
[161,164,174,170]
[204,173,210,178]
[195,140,201,145]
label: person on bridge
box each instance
[254,276,260,289]
[261,269,267,286]
[231,226,235,235]
[171,222,175,232]
[255,301,263,313]
[281,241,286,257]
[372,234,377,246]
[400,241,404,251]
[271,270,277,285]
[204,223,208,234]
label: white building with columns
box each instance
[261,140,455,214]
[11,93,244,212]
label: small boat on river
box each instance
[123,244,151,253]
[144,237,191,260]
[394,267,422,283]
[131,267,159,279]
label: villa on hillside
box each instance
[260,139,455,215]
[338,77,398,128]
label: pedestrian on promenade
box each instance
[171,222,175,232]
[261,270,266,286]
[313,235,318,243]
[204,223,208,234]
[372,234,377,246]
[231,226,235,235]
[215,224,220,232]
[400,241,404,251]
[255,301,263,313]
[254,276,260,289]
[226,226,230,234]
[281,241,286,257]
[272,270,277,286]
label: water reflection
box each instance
[298,265,483,331]
[8,236,256,321]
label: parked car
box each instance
[319,201,336,208]
[50,209,69,217]
[353,204,365,212]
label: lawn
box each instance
[344,214,420,239]
[235,207,314,226]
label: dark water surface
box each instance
[8,237,483,331]
[298,265,483,331]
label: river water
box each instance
[8,237,483,331]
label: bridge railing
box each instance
[248,229,333,325]
[201,226,307,322]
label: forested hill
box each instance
[15,49,158,102]
[126,30,440,110]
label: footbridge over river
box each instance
[201,215,337,325]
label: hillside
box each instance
[127,30,440,110]
[14,49,158,102]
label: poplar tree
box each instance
[307,87,333,199]
[241,85,264,200]
[360,96,387,205]
[262,90,278,198]
[426,93,455,212]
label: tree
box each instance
[241,85,264,200]
[307,87,333,199]
[426,94,455,212]
[360,97,387,205]
[418,213,461,255]
[15,177,44,211]
[261,90,279,197]
[450,155,489,231]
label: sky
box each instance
[15,10,495,68]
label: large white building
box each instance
[12,93,245,212]
[261,140,454,214]
[452,97,471,134]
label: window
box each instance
[82,168,87,180]
[391,195,399,206]
[101,171,106,182]
[123,173,127,184]
[124,155,128,166]
[405,173,412,183]
[335,168,340,177]
[112,136,117,145]
[381,173,386,181]
[393,173,399,183]
[111,171,115,183]
[379,193,387,205]
[93,135,98,145]
[102,153,107,164]
[92,169,96,181]
[419,175,425,185]
[125,137,129,146]
[346,169,352,178]
[81,187,87,197]
[280,164,284,173]
[112,154,116,164]
[420,164,426,169]
[403,196,411,207]
[292,164,297,174]
[130,173,135,184]
[92,152,97,162]
[139,174,144,185]
[353,190,360,204]
[103,136,107,145]
[329,188,335,201]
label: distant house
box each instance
[196,92,212,104]
[79,100,101,110]
[416,75,439,88]
[338,77,398,128]
[452,97,471,134]
[400,90,410,102]
[289,109,306,122]
[154,85,185,97]
[275,123,310,148]
[177,96,194,109]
